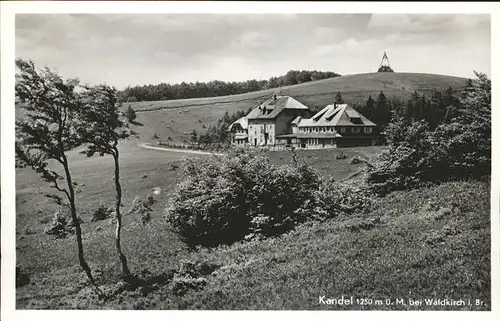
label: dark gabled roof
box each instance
[247,96,310,120]
[298,103,376,127]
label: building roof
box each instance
[298,103,376,127]
[228,117,248,131]
[246,95,310,120]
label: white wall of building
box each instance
[248,120,275,146]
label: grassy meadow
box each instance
[15,141,490,310]
[125,72,468,143]
[15,71,489,310]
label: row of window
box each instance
[233,139,246,145]
[298,126,373,134]
[299,126,335,134]
[307,138,335,146]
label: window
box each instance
[340,127,346,134]
[364,127,373,134]
[352,127,360,134]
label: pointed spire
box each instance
[378,51,394,73]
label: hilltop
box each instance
[124,72,469,143]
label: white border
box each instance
[1,2,499,321]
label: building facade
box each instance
[229,97,377,150]
[228,117,248,146]
[229,95,313,147]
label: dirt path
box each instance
[139,142,225,156]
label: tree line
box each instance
[349,83,468,143]
[118,70,341,102]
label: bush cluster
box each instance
[128,195,156,225]
[170,260,219,296]
[165,151,370,247]
[44,210,78,239]
[368,118,490,196]
[368,72,491,195]
[91,203,113,222]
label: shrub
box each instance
[44,210,76,239]
[298,178,373,220]
[368,118,490,196]
[368,72,491,195]
[166,152,320,246]
[91,203,113,222]
[124,105,137,122]
[170,259,219,296]
[129,195,155,225]
[171,274,206,296]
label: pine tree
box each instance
[335,91,344,104]
[190,129,198,143]
[124,105,137,122]
[365,95,375,121]
[375,91,391,129]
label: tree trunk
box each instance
[113,146,132,278]
[61,155,103,297]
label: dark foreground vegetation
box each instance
[16,178,490,310]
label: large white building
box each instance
[228,96,377,149]
[229,95,313,147]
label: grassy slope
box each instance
[15,145,376,274]
[125,72,468,143]
[16,144,489,310]
[16,179,490,310]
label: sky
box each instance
[15,14,491,90]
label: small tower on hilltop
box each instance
[378,51,394,73]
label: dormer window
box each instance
[350,117,363,124]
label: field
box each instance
[15,141,490,310]
[125,72,468,143]
[14,71,489,310]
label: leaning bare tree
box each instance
[79,85,133,279]
[15,59,103,296]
